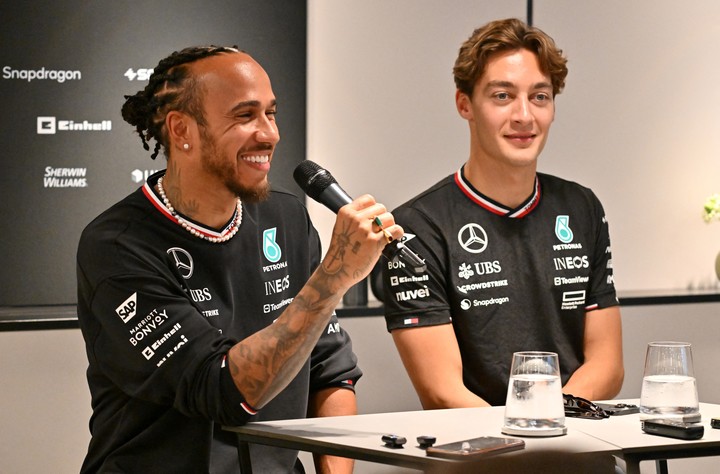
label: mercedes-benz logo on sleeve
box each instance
[167,247,194,279]
[458,223,488,254]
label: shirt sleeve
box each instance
[381,205,453,331]
[309,312,363,391]
[584,193,620,311]
[79,269,255,426]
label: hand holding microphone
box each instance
[294,161,426,274]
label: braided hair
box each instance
[121,45,241,159]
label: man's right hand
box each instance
[321,194,402,294]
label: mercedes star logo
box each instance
[457,223,488,254]
[167,247,194,279]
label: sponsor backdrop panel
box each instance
[0,1,306,306]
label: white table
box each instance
[566,401,720,474]
[226,405,620,473]
[225,401,720,473]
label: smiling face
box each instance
[457,48,555,172]
[191,52,280,203]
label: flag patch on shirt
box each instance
[403,318,419,325]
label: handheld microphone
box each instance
[294,160,426,274]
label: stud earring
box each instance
[183,143,190,150]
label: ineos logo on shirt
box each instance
[167,247,194,279]
[457,223,488,254]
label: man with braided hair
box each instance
[77,46,401,473]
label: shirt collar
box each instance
[454,166,541,218]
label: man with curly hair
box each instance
[383,18,624,411]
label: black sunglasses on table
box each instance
[563,393,610,419]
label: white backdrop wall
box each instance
[535,0,720,292]
[307,0,720,294]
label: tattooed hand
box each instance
[322,194,402,292]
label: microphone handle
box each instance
[316,183,352,214]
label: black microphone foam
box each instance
[294,160,426,273]
[293,160,334,198]
[293,160,352,213]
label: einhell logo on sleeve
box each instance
[116,293,138,323]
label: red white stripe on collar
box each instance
[142,179,234,240]
[454,168,541,218]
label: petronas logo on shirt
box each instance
[263,227,282,263]
[555,215,574,243]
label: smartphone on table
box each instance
[425,436,525,459]
[641,419,704,440]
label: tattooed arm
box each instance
[227,195,401,409]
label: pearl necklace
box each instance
[157,176,242,243]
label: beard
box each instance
[200,129,271,204]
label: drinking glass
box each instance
[639,341,700,421]
[501,351,567,436]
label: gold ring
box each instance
[381,228,393,244]
[371,215,393,244]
